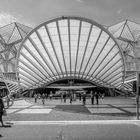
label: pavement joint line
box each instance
[24,99,55,108]
[107,104,133,114]
[6,120,140,125]
[134,122,140,127]
[9,104,34,114]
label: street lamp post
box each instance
[136,71,139,119]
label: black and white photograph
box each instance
[0,0,140,139]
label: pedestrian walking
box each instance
[61,92,63,102]
[70,93,73,104]
[38,93,41,99]
[0,96,5,127]
[90,91,94,105]
[42,93,45,105]
[6,95,10,107]
[82,91,86,105]
[73,93,76,101]
[34,93,38,103]
[95,91,99,105]
[63,92,67,103]
[79,93,81,101]
[50,91,53,100]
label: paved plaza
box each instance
[4,96,138,121]
[0,96,140,139]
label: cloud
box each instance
[0,12,34,28]
[0,12,17,27]
[117,9,122,14]
[77,0,83,3]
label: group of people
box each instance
[90,90,99,105]
[82,90,100,105]
[61,91,76,104]
[34,92,53,104]
[33,90,101,106]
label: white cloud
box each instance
[117,9,122,14]
[77,0,83,3]
[0,12,34,28]
[0,12,17,27]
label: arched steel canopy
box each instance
[17,16,125,89]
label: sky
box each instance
[0,0,140,28]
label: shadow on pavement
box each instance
[55,105,91,114]
[91,112,136,117]
[0,124,12,128]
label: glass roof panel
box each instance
[108,72,123,83]
[121,25,134,41]
[101,62,122,80]
[19,55,47,80]
[8,27,22,44]
[48,22,65,73]
[19,74,35,85]
[76,21,91,72]
[70,20,80,72]
[37,27,58,74]
[39,27,61,73]
[127,21,140,40]
[19,68,39,82]
[108,21,126,35]
[58,20,70,72]
[95,53,121,78]
[111,77,123,85]
[30,32,54,76]
[20,51,47,76]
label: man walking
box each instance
[90,91,94,105]
[42,93,45,105]
[82,91,86,105]
[34,93,38,103]
[95,91,99,105]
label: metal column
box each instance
[136,71,139,120]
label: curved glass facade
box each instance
[17,17,125,89]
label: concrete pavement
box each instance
[4,96,139,121]
[0,96,140,139]
[1,121,140,140]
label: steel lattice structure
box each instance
[0,22,32,94]
[108,20,140,91]
[1,17,140,94]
